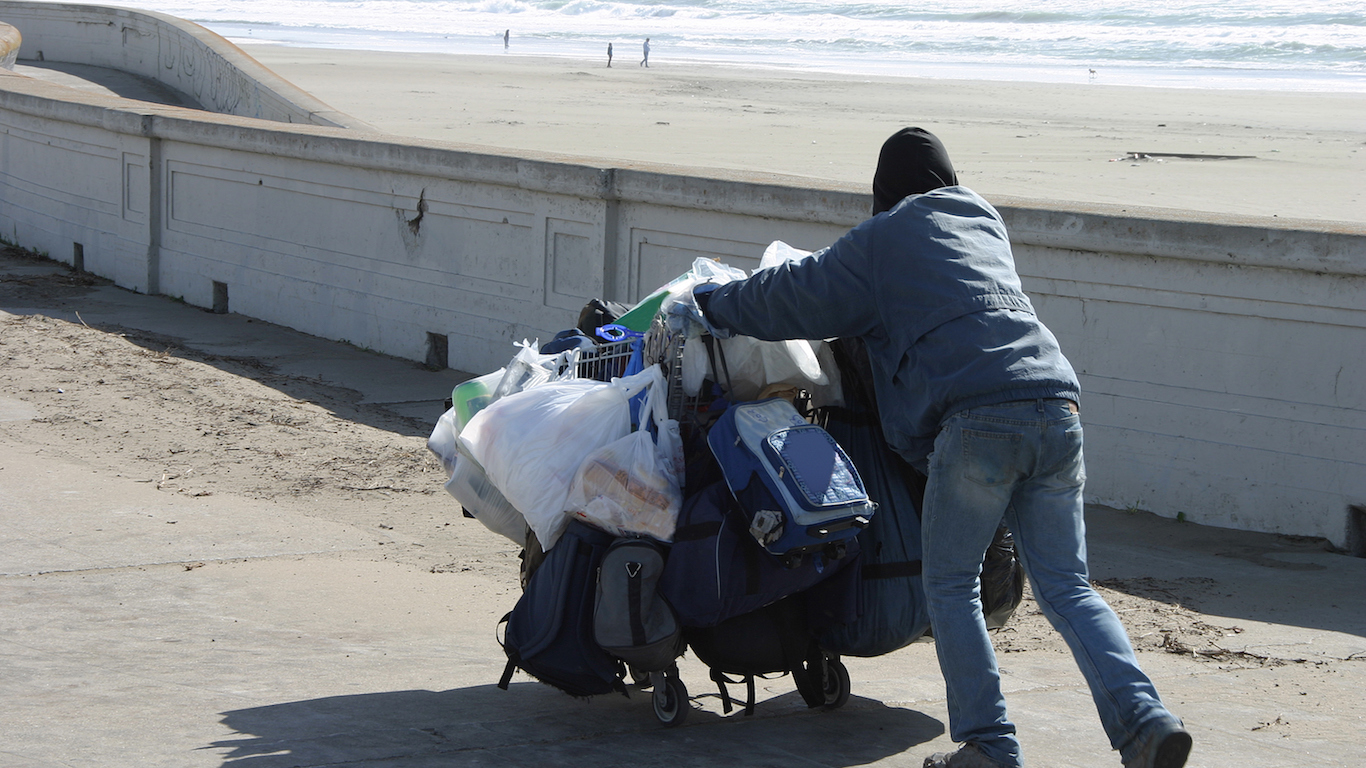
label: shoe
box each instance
[1123,719,1192,768]
[923,742,1008,768]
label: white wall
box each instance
[0,11,1362,551]
[0,1,367,127]
[1007,207,1365,547]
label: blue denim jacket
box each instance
[702,186,1079,465]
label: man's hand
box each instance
[665,283,733,339]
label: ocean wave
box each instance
[123,0,1366,89]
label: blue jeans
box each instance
[921,399,1172,767]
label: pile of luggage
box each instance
[427,250,1025,727]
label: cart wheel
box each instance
[653,674,689,727]
[822,657,850,710]
[629,666,651,688]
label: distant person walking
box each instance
[641,37,650,67]
[607,43,613,67]
[504,29,509,49]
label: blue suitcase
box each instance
[707,398,874,557]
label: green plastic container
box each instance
[613,290,669,332]
[613,268,697,332]
[451,368,504,432]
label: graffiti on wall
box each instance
[132,21,274,121]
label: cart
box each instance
[573,318,852,727]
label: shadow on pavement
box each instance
[212,683,942,767]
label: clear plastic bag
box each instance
[661,247,843,405]
[757,239,817,271]
[426,406,462,477]
[428,400,530,544]
[445,444,526,544]
[458,365,663,551]
[567,368,682,541]
[658,257,748,323]
[493,340,579,400]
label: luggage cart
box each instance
[575,336,637,382]
[484,309,861,727]
[641,317,852,725]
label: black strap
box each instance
[496,611,517,690]
[702,333,735,399]
[743,536,762,596]
[744,675,757,716]
[673,520,722,542]
[627,562,646,647]
[710,669,734,715]
[791,647,827,709]
[862,560,923,580]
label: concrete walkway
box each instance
[14,60,202,108]
[2,254,1363,767]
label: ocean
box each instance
[113,0,1366,92]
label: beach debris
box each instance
[1111,152,1256,163]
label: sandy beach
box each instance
[246,47,1366,226]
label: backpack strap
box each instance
[791,645,827,709]
[673,519,722,542]
[496,611,517,690]
[710,669,735,715]
[708,670,762,716]
[701,333,735,400]
[626,559,647,647]
[862,560,923,579]
[498,659,517,691]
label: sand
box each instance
[245,47,1366,225]
[0,242,1320,670]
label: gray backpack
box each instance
[594,538,684,672]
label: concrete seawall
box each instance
[1,3,1362,551]
[0,1,368,127]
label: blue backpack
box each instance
[815,400,931,657]
[498,520,626,698]
[813,337,1023,657]
[659,481,858,628]
[707,398,874,557]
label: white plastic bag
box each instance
[493,340,579,400]
[458,365,663,551]
[680,335,711,397]
[567,368,682,541]
[717,241,843,405]
[655,258,747,397]
[659,257,748,325]
[445,444,527,544]
[426,406,462,477]
[655,415,686,490]
[757,239,817,271]
[660,248,842,405]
